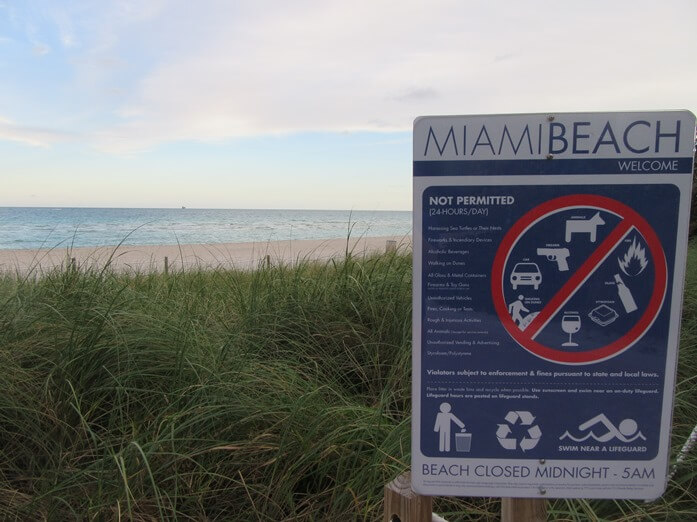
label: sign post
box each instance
[412,111,695,500]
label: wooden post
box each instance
[266,254,271,268]
[386,240,397,253]
[383,472,432,522]
[383,472,545,522]
[501,498,546,522]
[71,257,76,271]
[164,256,169,275]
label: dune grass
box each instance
[0,244,695,520]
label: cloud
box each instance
[87,1,517,150]
[2,0,696,154]
[392,88,439,102]
[85,0,696,152]
[53,9,76,48]
[0,117,74,147]
[493,53,516,63]
[32,43,50,55]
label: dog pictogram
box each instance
[565,212,606,243]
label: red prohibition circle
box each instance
[491,194,667,364]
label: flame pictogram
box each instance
[618,236,648,276]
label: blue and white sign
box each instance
[412,112,695,499]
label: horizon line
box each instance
[0,205,412,212]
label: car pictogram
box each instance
[510,262,542,290]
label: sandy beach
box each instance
[0,235,412,275]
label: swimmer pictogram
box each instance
[559,414,646,443]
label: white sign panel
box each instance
[412,111,695,499]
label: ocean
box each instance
[0,207,412,250]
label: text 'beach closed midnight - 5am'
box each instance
[411,111,696,499]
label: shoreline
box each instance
[0,235,412,274]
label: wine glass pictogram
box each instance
[561,313,581,347]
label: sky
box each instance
[1,0,695,210]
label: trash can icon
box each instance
[455,432,472,452]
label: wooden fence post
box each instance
[383,472,546,522]
[501,498,546,522]
[386,240,397,253]
[164,256,169,275]
[383,472,432,522]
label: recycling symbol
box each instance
[496,411,542,451]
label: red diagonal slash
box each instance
[523,218,636,340]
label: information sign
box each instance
[412,112,695,499]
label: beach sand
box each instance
[0,235,412,275]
